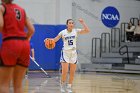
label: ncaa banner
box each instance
[101,6,120,28]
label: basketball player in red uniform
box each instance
[0,0,34,93]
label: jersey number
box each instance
[68,40,73,45]
[14,9,21,20]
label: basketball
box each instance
[45,39,55,49]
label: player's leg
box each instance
[12,40,30,93]
[60,49,71,92]
[0,67,14,93]
[67,49,77,92]
[67,63,77,93]
[69,63,77,84]
[13,65,27,93]
[0,40,17,93]
[60,62,69,92]
[61,62,69,83]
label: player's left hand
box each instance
[78,18,84,24]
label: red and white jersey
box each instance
[2,3,26,39]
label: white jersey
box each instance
[58,29,81,50]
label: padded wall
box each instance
[29,25,66,70]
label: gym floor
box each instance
[12,72,140,93]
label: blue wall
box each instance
[29,24,66,70]
[0,25,66,70]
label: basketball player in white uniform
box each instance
[46,19,89,93]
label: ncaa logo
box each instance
[101,6,120,28]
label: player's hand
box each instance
[44,38,49,42]
[78,18,84,24]
[27,37,31,41]
[44,38,54,42]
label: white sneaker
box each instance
[60,83,65,93]
[138,56,140,58]
[67,84,72,93]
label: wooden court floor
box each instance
[14,72,140,93]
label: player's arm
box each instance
[0,5,4,32]
[44,32,62,42]
[25,17,35,40]
[53,35,61,42]
[78,18,90,34]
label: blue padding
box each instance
[29,24,66,70]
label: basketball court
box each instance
[20,71,140,93]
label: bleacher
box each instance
[81,18,140,74]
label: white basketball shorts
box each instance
[60,49,78,64]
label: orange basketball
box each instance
[45,39,55,49]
